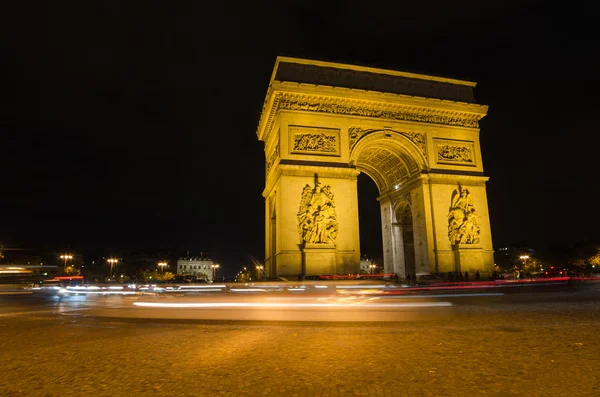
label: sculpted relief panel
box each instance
[447,185,480,245]
[297,178,339,244]
[290,126,340,156]
[265,141,280,177]
[348,127,371,150]
[435,140,475,166]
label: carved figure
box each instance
[451,186,473,212]
[293,133,337,153]
[447,185,480,245]
[297,177,339,244]
[438,145,473,163]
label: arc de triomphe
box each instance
[256,57,494,279]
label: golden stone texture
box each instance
[257,57,494,279]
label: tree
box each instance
[65,265,80,276]
[140,269,174,281]
[589,252,600,267]
[522,258,542,274]
[566,244,599,272]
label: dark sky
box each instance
[1,1,597,268]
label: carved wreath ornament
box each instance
[447,184,480,245]
[297,178,339,244]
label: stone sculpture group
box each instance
[297,179,339,244]
[448,185,480,245]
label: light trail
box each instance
[133,301,452,309]
[385,292,504,298]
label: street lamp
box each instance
[256,265,264,280]
[370,264,377,275]
[107,258,118,278]
[60,254,73,274]
[211,264,220,281]
[158,261,168,274]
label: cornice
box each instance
[257,84,488,143]
[262,164,360,198]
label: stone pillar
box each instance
[380,198,395,274]
[392,222,406,278]
[269,217,276,277]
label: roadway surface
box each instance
[1,283,599,396]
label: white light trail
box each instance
[133,301,452,309]
[178,285,226,289]
[336,285,388,289]
[386,293,504,298]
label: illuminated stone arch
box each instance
[257,57,495,279]
[350,130,427,194]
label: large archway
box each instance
[350,129,437,277]
[257,57,495,279]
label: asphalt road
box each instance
[1,284,599,396]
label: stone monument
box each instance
[256,57,494,279]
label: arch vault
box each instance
[257,57,494,279]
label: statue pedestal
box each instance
[302,243,337,276]
[453,244,484,273]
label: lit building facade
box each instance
[176,256,214,281]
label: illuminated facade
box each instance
[176,256,214,280]
[257,57,494,279]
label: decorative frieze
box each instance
[294,133,337,153]
[435,140,475,166]
[290,126,340,156]
[438,145,473,163]
[279,96,479,128]
[257,90,486,143]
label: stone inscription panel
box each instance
[289,126,341,157]
[434,139,476,166]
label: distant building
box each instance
[495,245,536,270]
[177,256,214,280]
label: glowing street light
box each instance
[370,264,377,275]
[211,264,220,281]
[107,258,118,278]
[158,261,168,274]
[60,254,73,274]
[256,265,264,280]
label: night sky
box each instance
[1,1,597,269]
